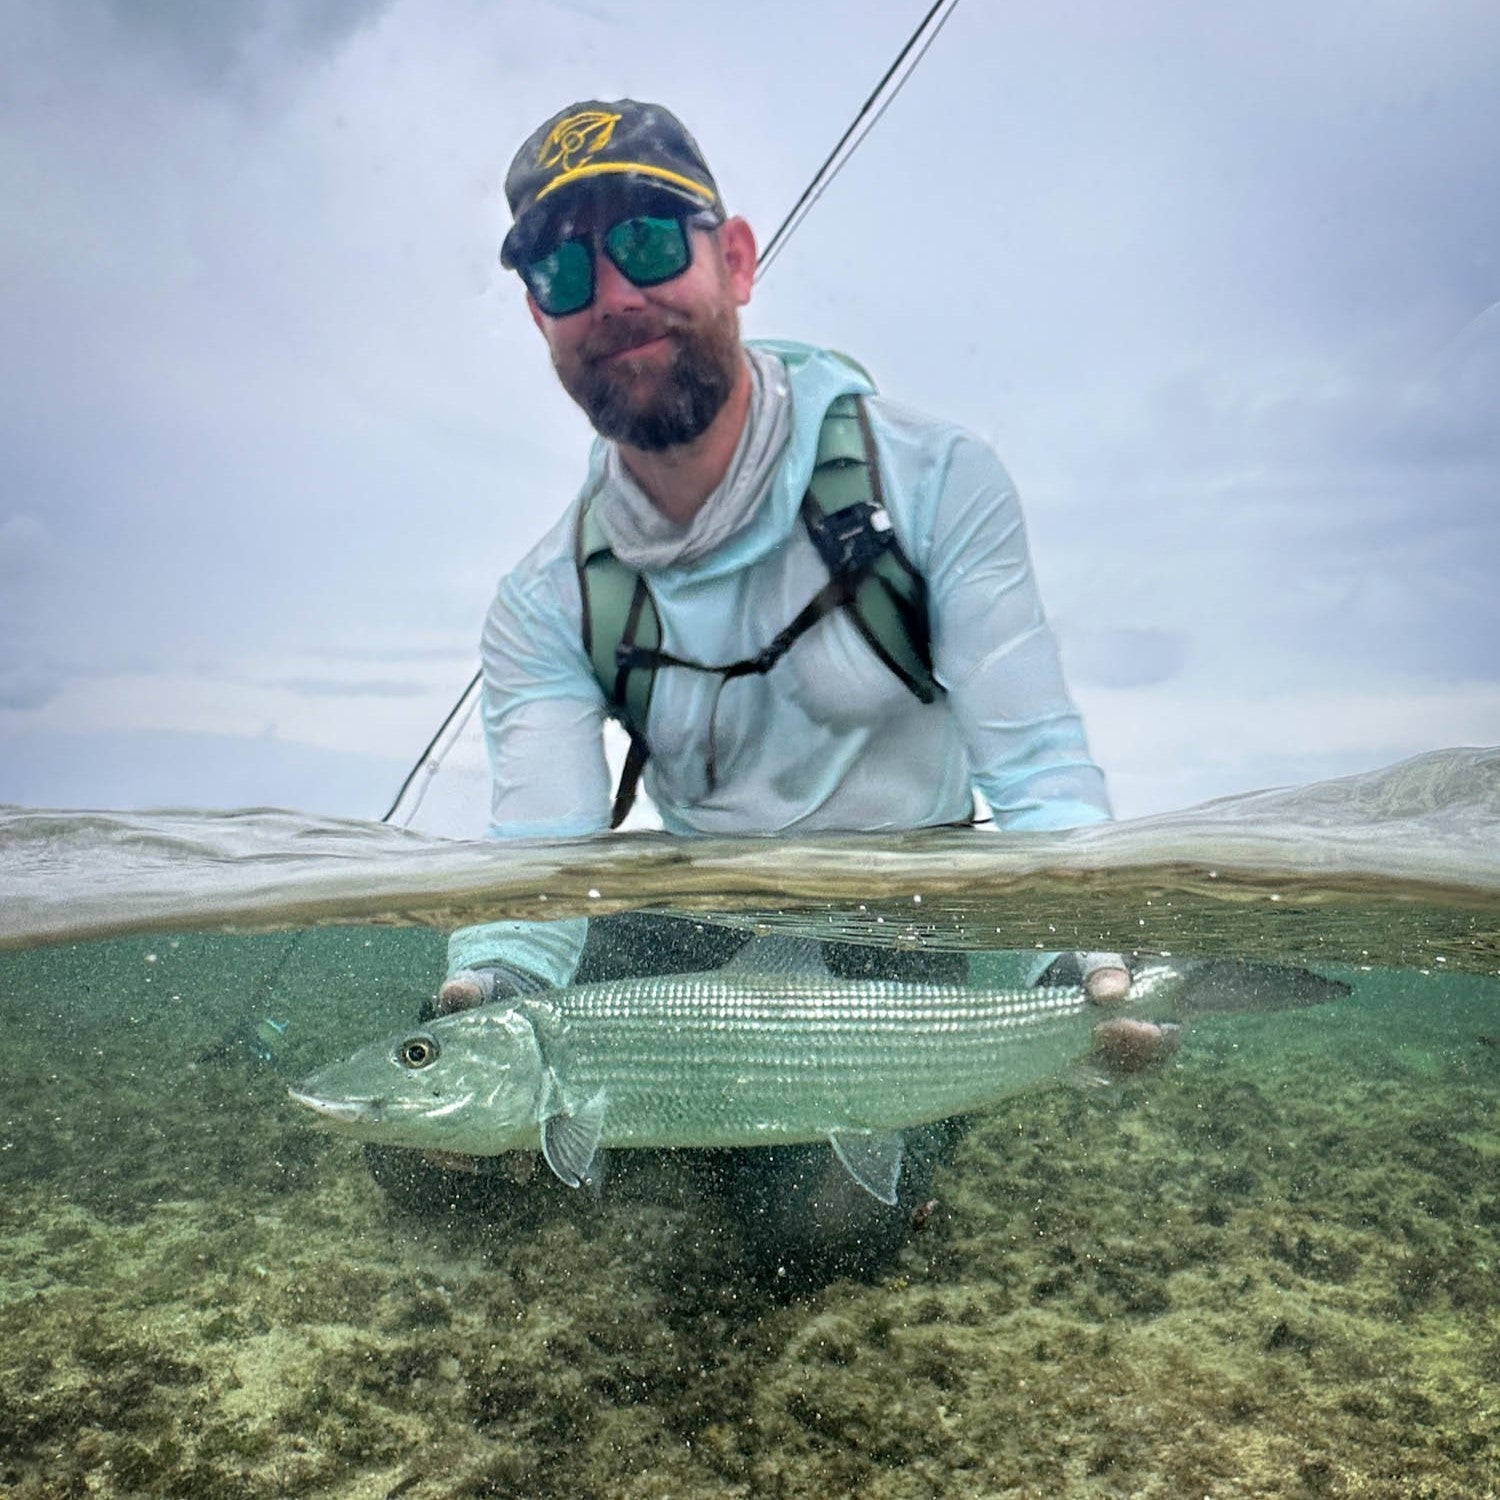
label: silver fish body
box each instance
[519,968,1177,1146]
[289,954,1188,1199]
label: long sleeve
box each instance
[919,431,1111,831]
[445,532,610,987]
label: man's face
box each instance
[525,202,757,451]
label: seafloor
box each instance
[1,926,1497,1499]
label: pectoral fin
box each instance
[828,1128,905,1205]
[540,1088,608,1189]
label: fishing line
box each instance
[381,665,483,825]
[756,0,962,281]
[248,665,485,1046]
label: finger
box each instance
[436,975,487,1015]
[1090,1017,1181,1075]
[1085,964,1132,1004]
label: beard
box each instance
[554,301,741,452]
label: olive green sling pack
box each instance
[575,394,941,828]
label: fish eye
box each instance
[396,1034,440,1070]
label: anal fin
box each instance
[828,1128,905,1205]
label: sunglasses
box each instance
[519,213,712,318]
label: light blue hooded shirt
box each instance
[449,340,1109,985]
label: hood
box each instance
[576,339,877,583]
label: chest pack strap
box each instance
[576,393,940,828]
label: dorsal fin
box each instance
[720,935,830,977]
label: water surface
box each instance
[1,748,1497,1497]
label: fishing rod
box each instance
[381,665,482,824]
[382,0,964,829]
[756,0,961,282]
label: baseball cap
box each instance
[499,99,725,268]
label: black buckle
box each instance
[805,500,893,577]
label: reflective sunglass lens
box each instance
[524,238,594,317]
[603,216,691,288]
[522,216,696,316]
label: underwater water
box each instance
[1,748,1498,1498]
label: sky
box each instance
[1,0,1497,830]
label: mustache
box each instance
[580,316,685,362]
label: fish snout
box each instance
[287,1084,383,1126]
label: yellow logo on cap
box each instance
[539,111,621,178]
[531,108,716,207]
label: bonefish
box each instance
[289,942,1345,1203]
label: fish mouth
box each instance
[287,1084,382,1125]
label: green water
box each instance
[1,922,1497,1498]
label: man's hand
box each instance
[1079,953,1177,1075]
[434,961,551,1016]
[1034,950,1132,1002]
[1081,952,1131,1005]
[436,967,503,1015]
[1090,1016,1182,1075]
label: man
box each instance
[422,99,1133,1282]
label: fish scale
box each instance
[529,974,1151,1148]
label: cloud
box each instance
[0,514,51,583]
[0,665,59,713]
[0,666,459,760]
[1083,680,1500,820]
[271,677,437,699]
[1058,627,1191,691]
[58,0,392,95]
[1032,315,1500,700]
[0,727,405,817]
